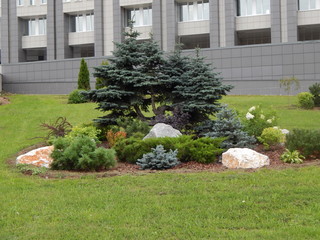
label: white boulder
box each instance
[143,123,182,140]
[222,148,270,169]
[16,146,54,168]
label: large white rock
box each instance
[143,123,182,140]
[16,146,54,168]
[222,148,270,169]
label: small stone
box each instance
[16,146,54,168]
[222,148,270,169]
[143,123,182,140]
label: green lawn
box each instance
[1,94,320,240]
[221,95,320,130]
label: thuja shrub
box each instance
[136,145,179,170]
[114,135,225,164]
[297,92,314,109]
[309,83,320,107]
[51,136,116,171]
[286,129,320,158]
[106,130,127,147]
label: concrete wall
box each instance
[2,57,107,94]
[1,0,320,95]
[3,40,320,95]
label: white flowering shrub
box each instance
[243,105,278,137]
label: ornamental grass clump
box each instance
[243,105,277,137]
[136,145,179,170]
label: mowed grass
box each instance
[221,95,320,130]
[0,94,320,240]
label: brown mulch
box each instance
[0,96,10,105]
[10,143,320,179]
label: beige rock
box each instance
[16,146,54,168]
[222,148,269,169]
[143,123,182,140]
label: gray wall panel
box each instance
[3,41,320,95]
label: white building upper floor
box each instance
[1,0,320,63]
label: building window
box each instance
[17,0,24,6]
[178,1,209,22]
[26,17,47,36]
[29,0,35,5]
[237,0,270,16]
[41,0,47,4]
[298,26,320,41]
[237,29,271,45]
[126,6,152,27]
[70,13,94,32]
[299,0,320,10]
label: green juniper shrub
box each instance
[116,118,150,137]
[114,135,225,164]
[68,89,88,104]
[65,124,101,144]
[309,82,320,107]
[136,145,179,170]
[257,127,285,150]
[297,92,314,109]
[205,105,256,149]
[176,137,225,163]
[243,105,277,137]
[286,129,320,158]
[280,149,305,164]
[51,136,116,171]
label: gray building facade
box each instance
[0,0,320,94]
